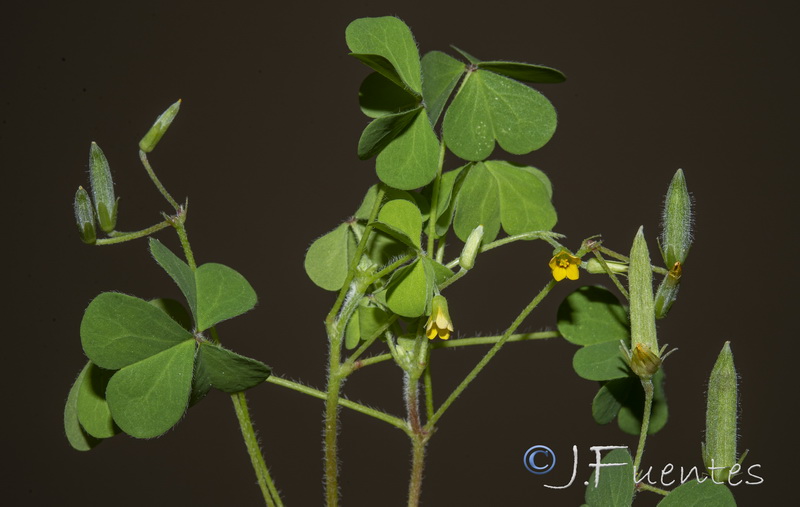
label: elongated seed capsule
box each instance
[660,169,693,268]
[626,227,661,378]
[459,225,484,270]
[703,341,739,483]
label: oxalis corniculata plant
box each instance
[63,16,751,506]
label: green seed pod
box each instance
[459,225,484,270]
[628,227,659,359]
[654,261,682,319]
[139,99,181,153]
[73,186,96,244]
[660,169,693,268]
[89,142,118,233]
[703,342,739,483]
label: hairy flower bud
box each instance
[89,142,118,233]
[459,225,484,270]
[139,99,181,153]
[73,186,96,244]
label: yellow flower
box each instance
[548,251,581,281]
[426,295,454,340]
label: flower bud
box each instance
[703,342,739,483]
[139,99,181,153]
[585,257,628,275]
[654,261,682,319]
[660,169,693,268]
[425,295,454,340]
[628,227,659,359]
[89,142,118,233]
[459,225,484,270]
[73,186,96,244]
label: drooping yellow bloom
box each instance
[548,251,581,281]
[426,295,454,340]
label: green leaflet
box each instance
[358,107,421,160]
[106,340,196,439]
[376,199,423,249]
[76,362,119,439]
[358,72,418,119]
[385,258,434,318]
[64,363,102,451]
[443,69,557,161]
[573,341,630,381]
[195,343,271,393]
[150,238,197,319]
[617,369,668,435]
[584,448,634,507]
[657,480,736,506]
[591,370,668,435]
[558,286,630,346]
[81,292,193,370]
[195,263,257,332]
[345,16,422,95]
[345,304,391,350]
[477,61,566,83]
[304,223,356,291]
[452,161,556,243]
[149,239,258,331]
[375,109,440,190]
[421,51,466,126]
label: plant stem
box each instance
[405,373,428,507]
[231,392,283,507]
[352,331,560,369]
[638,482,670,496]
[444,231,565,269]
[324,329,344,507]
[633,379,655,478]
[265,376,408,431]
[591,250,629,299]
[139,150,180,211]
[95,219,172,245]
[426,141,447,256]
[426,280,556,429]
[322,187,385,506]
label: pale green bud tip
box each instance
[89,142,117,233]
[139,99,182,153]
[74,186,96,244]
[459,225,484,270]
[629,227,658,353]
[585,257,628,275]
[661,169,693,268]
[703,341,738,482]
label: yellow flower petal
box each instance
[566,263,580,280]
[427,327,437,340]
[552,266,567,281]
[439,329,450,340]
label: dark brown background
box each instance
[3,1,796,505]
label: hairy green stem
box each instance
[638,482,670,496]
[354,331,560,369]
[139,150,180,211]
[426,141,447,256]
[405,373,428,507]
[444,231,565,269]
[266,376,407,431]
[232,392,282,507]
[591,251,629,299]
[633,379,655,478]
[95,220,171,245]
[426,280,557,429]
